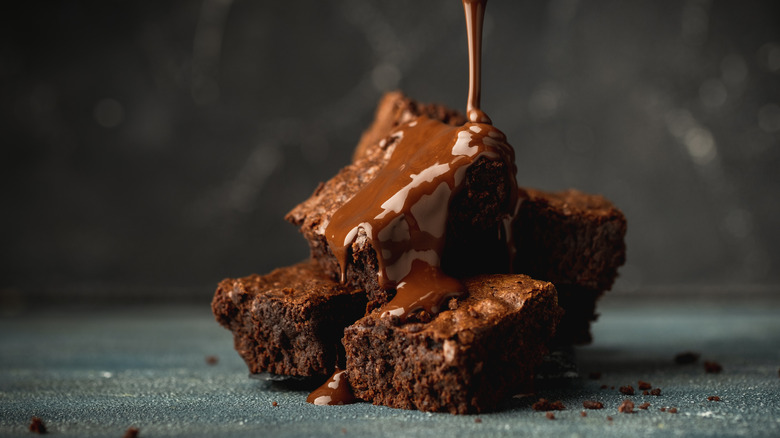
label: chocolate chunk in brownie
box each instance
[343,274,562,414]
[211,260,367,377]
[286,92,517,311]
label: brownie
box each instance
[286,92,517,310]
[514,188,627,344]
[343,274,563,414]
[211,260,367,377]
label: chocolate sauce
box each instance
[324,0,515,321]
[306,369,355,405]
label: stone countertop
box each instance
[1,291,779,437]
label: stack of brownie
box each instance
[212,92,626,413]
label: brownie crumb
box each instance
[619,385,635,395]
[588,372,602,380]
[532,398,566,411]
[123,427,140,438]
[642,390,649,395]
[29,417,46,434]
[474,418,482,423]
[583,400,604,410]
[205,355,219,365]
[607,416,613,422]
[610,386,615,390]
[650,388,662,396]
[618,400,635,414]
[600,384,608,390]
[638,380,652,390]
[545,412,556,420]
[341,428,347,434]
[707,396,721,402]
[674,351,700,364]
[639,402,650,410]
[668,407,678,413]
[272,401,278,407]
[581,411,587,417]
[704,361,723,374]
[660,407,666,412]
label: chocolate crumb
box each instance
[29,417,46,434]
[642,390,649,395]
[545,412,555,420]
[205,355,219,365]
[272,401,278,407]
[581,411,587,417]
[707,396,721,402]
[600,384,608,390]
[660,407,666,412]
[619,385,635,395]
[674,351,700,364]
[639,402,650,410]
[474,418,482,423]
[532,398,565,411]
[650,388,662,396]
[638,380,652,390]
[123,427,140,438]
[588,372,602,380]
[704,361,723,374]
[607,416,613,422]
[583,400,604,410]
[668,407,678,413]
[618,400,635,413]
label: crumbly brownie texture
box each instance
[286,92,516,310]
[211,261,367,377]
[514,188,627,344]
[343,274,562,414]
[514,188,627,291]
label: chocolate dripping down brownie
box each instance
[289,91,626,341]
[514,188,627,344]
[211,260,367,377]
[343,274,563,414]
[286,91,518,313]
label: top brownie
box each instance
[286,92,517,309]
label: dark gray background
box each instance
[1,0,778,303]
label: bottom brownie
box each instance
[212,261,367,377]
[343,274,563,414]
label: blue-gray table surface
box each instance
[1,292,779,437]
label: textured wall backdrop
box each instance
[1,0,779,303]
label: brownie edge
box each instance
[343,274,563,414]
[211,261,367,377]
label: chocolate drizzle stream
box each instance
[463,0,491,124]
